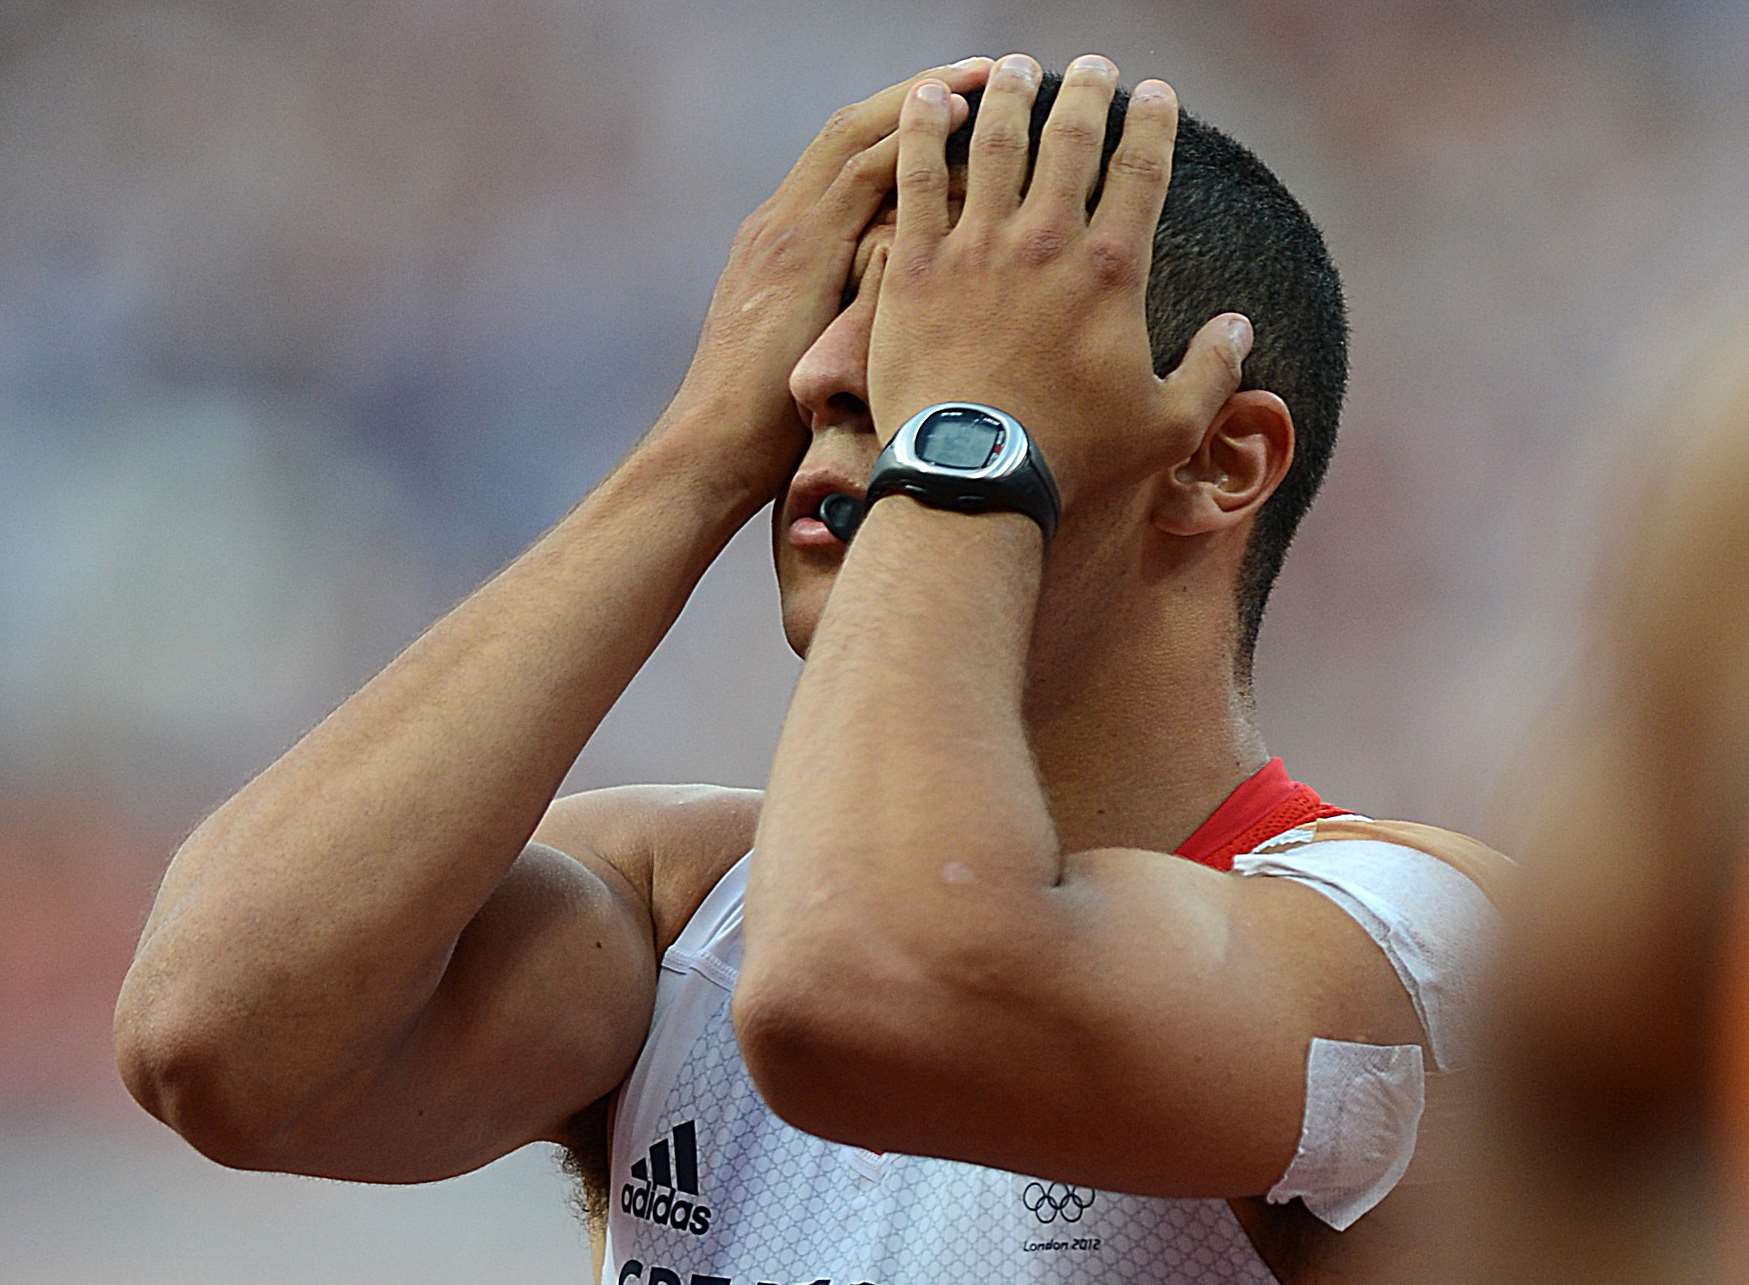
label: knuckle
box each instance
[759,222,803,266]
[839,147,885,189]
[958,225,999,271]
[733,210,768,245]
[1043,116,1104,151]
[898,164,949,195]
[1015,223,1072,267]
[822,105,859,136]
[899,105,945,137]
[892,245,937,287]
[1107,147,1169,184]
[1085,236,1143,289]
[972,123,1030,160]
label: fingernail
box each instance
[1070,53,1114,75]
[916,80,947,104]
[952,56,990,68]
[1227,315,1254,360]
[996,54,1038,84]
[1134,79,1173,101]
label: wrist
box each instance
[583,413,771,552]
[862,493,1044,562]
[639,397,797,523]
[828,496,1043,673]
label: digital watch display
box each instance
[913,408,1007,470]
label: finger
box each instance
[784,59,994,201]
[1161,313,1253,426]
[894,80,956,244]
[960,52,1042,224]
[861,241,891,306]
[813,94,969,237]
[1024,53,1119,224]
[1088,79,1178,248]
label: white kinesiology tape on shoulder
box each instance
[1231,839,1499,1070]
[1265,1037,1425,1231]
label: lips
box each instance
[784,467,867,549]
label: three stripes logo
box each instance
[620,1120,713,1236]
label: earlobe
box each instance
[1151,390,1294,537]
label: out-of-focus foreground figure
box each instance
[1456,312,1749,1282]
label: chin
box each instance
[775,561,839,659]
[778,584,826,658]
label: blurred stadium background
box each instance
[4,0,1746,1280]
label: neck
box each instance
[1023,573,1268,858]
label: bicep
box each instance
[1027,854,1424,1191]
[279,835,657,1183]
[803,851,1429,1198]
[330,784,761,1182]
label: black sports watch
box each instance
[861,402,1061,543]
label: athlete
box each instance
[115,53,1506,1283]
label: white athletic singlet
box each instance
[602,763,1504,1285]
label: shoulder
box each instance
[535,784,763,954]
[1247,815,1515,908]
[1236,814,1510,1072]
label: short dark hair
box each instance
[948,74,1349,681]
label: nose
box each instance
[788,298,875,434]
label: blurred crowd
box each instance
[3,0,1747,1277]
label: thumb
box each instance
[1161,312,1253,428]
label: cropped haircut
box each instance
[946,74,1349,681]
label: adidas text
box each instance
[620,1181,713,1237]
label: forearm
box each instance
[746,498,1058,967]
[121,410,758,1066]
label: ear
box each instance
[1150,390,1295,537]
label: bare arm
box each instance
[113,56,996,1183]
[738,500,1425,1195]
[114,434,758,1178]
[737,61,1422,1195]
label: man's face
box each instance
[771,181,966,656]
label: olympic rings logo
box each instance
[1020,1181,1097,1225]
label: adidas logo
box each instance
[620,1119,713,1236]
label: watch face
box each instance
[915,407,1005,470]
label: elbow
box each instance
[731,942,945,1149]
[113,982,292,1171]
[731,974,863,1144]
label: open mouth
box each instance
[789,493,864,547]
[786,473,867,549]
